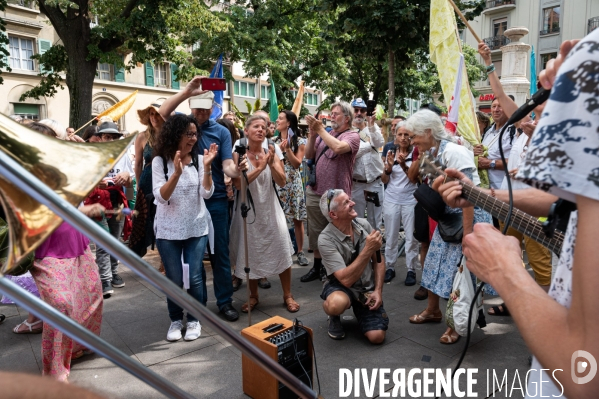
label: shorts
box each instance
[321,280,389,334]
[306,187,329,251]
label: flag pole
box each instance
[447,0,482,43]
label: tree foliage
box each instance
[194,0,344,109]
[19,0,229,127]
[0,0,10,84]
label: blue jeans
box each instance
[156,235,208,322]
[204,197,233,310]
[96,216,125,282]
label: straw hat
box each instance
[137,99,164,126]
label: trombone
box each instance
[0,114,317,399]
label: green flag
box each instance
[269,76,278,122]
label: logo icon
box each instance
[571,350,597,384]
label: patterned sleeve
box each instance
[516,29,599,202]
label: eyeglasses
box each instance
[353,108,366,114]
[185,130,198,138]
[327,189,335,212]
[330,112,344,118]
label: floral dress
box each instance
[420,140,494,299]
[275,137,307,223]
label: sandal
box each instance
[13,319,43,334]
[488,303,510,316]
[258,278,271,289]
[283,295,300,313]
[241,295,259,313]
[232,275,242,292]
[409,310,442,324]
[440,330,460,344]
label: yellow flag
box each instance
[292,81,305,116]
[97,90,138,122]
[430,0,489,187]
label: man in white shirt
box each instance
[350,98,385,231]
[474,98,514,190]
[95,121,133,298]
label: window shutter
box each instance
[114,64,125,82]
[145,62,154,87]
[170,63,179,89]
[37,39,52,73]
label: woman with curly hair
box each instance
[129,102,164,258]
[275,110,308,266]
[152,114,218,342]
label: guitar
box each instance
[419,154,564,254]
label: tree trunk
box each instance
[65,53,98,129]
[387,49,395,118]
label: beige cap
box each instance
[189,91,215,109]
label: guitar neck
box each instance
[459,183,563,254]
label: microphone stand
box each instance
[240,168,252,326]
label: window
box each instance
[493,17,507,37]
[261,85,270,100]
[96,63,112,80]
[13,103,39,121]
[8,0,35,8]
[305,93,319,106]
[233,81,256,97]
[155,63,168,86]
[542,7,560,34]
[9,36,34,71]
[541,53,557,70]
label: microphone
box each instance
[505,88,550,126]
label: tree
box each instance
[315,0,484,115]
[20,0,229,128]
[0,0,10,85]
[192,0,344,111]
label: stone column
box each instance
[500,27,531,106]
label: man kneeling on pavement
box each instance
[318,189,388,344]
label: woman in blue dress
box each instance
[405,110,492,345]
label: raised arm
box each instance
[305,115,350,155]
[159,76,208,120]
[478,42,518,117]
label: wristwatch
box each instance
[490,160,496,170]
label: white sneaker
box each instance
[166,320,183,342]
[184,321,201,341]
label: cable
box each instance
[436,122,513,399]
[291,319,312,390]
[294,318,321,396]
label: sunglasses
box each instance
[353,108,367,114]
[327,189,335,212]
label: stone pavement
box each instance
[0,242,531,398]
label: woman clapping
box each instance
[230,115,299,313]
[152,114,217,342]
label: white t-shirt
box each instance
[515,29,599,399]
[104,155,134,180]
[384,150,417,205]
[232,138,284,160]
[482,123,513,189]
[441,141,481,186]
[500,133,531,191]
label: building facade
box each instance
[462,0,599,111]
[1,1,327,133]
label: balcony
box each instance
[483,35,510,51]
[540,26,560,36]
[589,17,599,34]
[482,0,516,15]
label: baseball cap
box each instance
[351,98,367,108]
[98,121,121,135]
[189,91,215,109]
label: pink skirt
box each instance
[30,247,103,381]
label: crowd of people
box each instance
[1,31,598,398]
